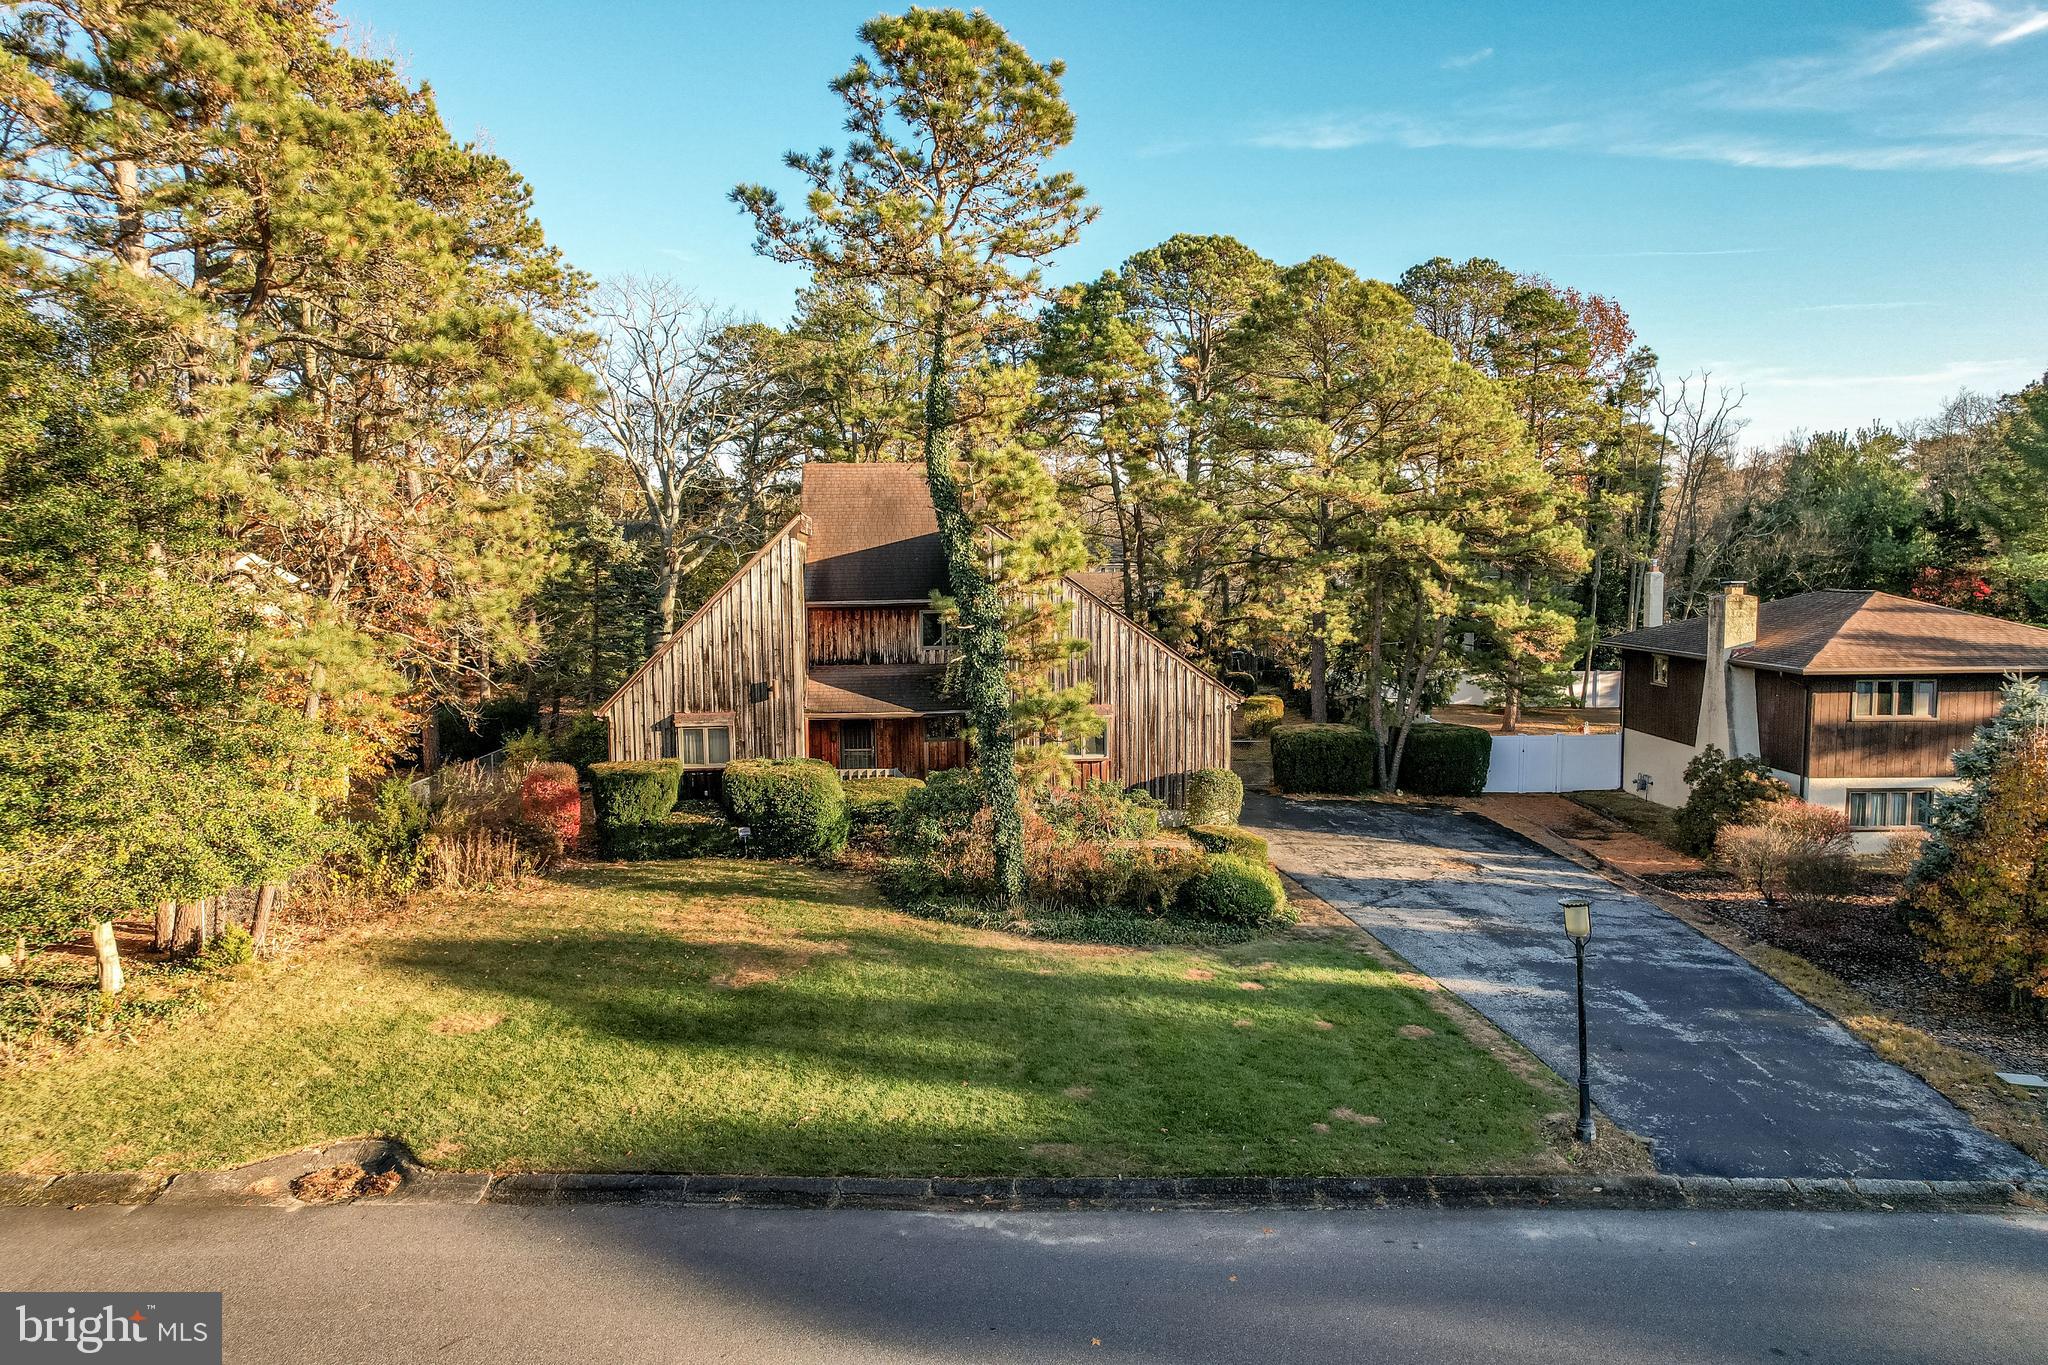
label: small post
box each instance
[1560,896,1596,1144]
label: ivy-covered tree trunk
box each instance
[923,333,1026,903]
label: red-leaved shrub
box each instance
[520,761,582,851]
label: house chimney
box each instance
[1697,581,1761,759]
[1642,560,1665,629]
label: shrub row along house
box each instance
[597,464,1238,805]
[1608,580,2048,850]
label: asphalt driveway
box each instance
[1242,794,2040,1181]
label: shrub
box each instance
[589,761,681,844]
[1395,722,1492,797]
[334,777,430,897]
[1674,746,1791,858]
[722,757,849,857]
[1771,802,1855,895]
[1029,838,1206,912]
[1187,824,1269,861]
[422,828,536,891]
[1222,669,1258,695]
[519,761,583,853]
[1178,854,1291,925]
[1909,727,2048,1005]
[196,921,255,971]
[1037,779,1160,842]
[1184,768,1244,826]
[844,777,924,828]
[1270,723,1375,794]
[1235,694,1285,739]
[503,727,554,766]
[551,714,609,775]
[610,802,741,860]
[896,767,983,853]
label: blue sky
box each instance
[337,0,2047,442]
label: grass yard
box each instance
[1567,788,1683,850]
[0,860,1572,1177]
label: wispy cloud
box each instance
[1440,47,1494,71]
[1568,247,1776,259]
[1735,358,2027,391]
[1787,301,1944,313]
[1244,2,2048,174]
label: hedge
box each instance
[1177,854,1291,925]
[1187,824,1268,861]
[722,757,849,857]
[1184,768,1244,826]
[609,802,742,860]
[843,776,925,829]
[1270,723,1375,795]
[589,761,680,846]
[1394,722,1493,797]
[1235,694,1285,739]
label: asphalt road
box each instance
[1243,795,2040,1181]
[5,1204,2046,1363]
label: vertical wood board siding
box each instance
[1808,673,2004,779]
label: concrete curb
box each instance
[3,1169,2041,1214]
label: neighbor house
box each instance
[596,463,1237,804]
[1606,581,2048,849]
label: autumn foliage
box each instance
[519,762,584,852]
[1910,728,2048,1006]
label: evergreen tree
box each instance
[735,8,1095,901]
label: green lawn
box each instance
[1568,789,1684,850]
[0,861,1568,1176]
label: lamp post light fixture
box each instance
[1559,896,1596,1144]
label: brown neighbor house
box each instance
[1605,579,2048,850]
[595,463,1238,805]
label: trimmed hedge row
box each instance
[1187,824,1269,861]
[609,803,742,860]
[1184,768,1244,826]
[1271,724,1375,794]
[1177,854,1290,925]
[1235,694,1285,739]
[723,757,849,857]
[590,761,681,849]
[844,776,925,829]
[1395,722,1492,797]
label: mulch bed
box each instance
[1646,866,2048,1077]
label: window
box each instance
[1651,654,1670,687]
[1847,789,1935,830]
[677,723,731,768]
[918,610,953,649]
[1064,721,1109,759]
[1852,678,1937,719]
[922,713,962,742]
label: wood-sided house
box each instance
[596,463,1238,805]
[1606,582,2048,849]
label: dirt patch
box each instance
[430,1011,503,1035]
[1232,1018,1254,1028]
[1182,968,1215,981]
[1236,981,1265,992]
[1395,972,1440,993]
[1309,1122,1331,1134]
[708,937,850,989]
[1330,1107,1382,1126]
[289,1163,401,1204]
[1312,1020,1335,1031]
[1398,1024,1436,1040]
[418,1140,464,1164]
[1061,1086,1094,1101]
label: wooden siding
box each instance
[1754,671,1808,774]
[1052,582,1235,805]
[808,717,965,778]
[807,607,947,666]
[601,525,808,762]
[1808,673,2004,779]
[1620,649,1704,746]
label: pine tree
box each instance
[735,8,1095,901]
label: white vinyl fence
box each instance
[1482,732,1622,794]
[1447,670,1620,708]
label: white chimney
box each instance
[1643,561,1666,629]
[1698,581,1761,758]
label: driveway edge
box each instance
[2,1168,2041,1213]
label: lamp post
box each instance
[1559,896,1596,1144]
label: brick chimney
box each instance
[1697,582,1760,757]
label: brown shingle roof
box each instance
[801,463,948,603]
[803,665,961,717]
[1070,570,1125,603]
[1606,589,2048,675]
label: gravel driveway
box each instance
[1243,794,2040,1181]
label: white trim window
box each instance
[1847,789,1934,829]
[1651,654,1670,687]
[677,723,732,768]
[1852,678,1937,719]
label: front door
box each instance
[840,719,876,770]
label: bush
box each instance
[1223,669,1258,695]
[1037,779,1160,842]
[589,761,681,845]
[895,767,983,853]
[1235,694,1286,739]
[722,757,849,857]
[1674,746,1792,857]
[1187,824,1269,861]
[195,921,255,971]
[1770,802,1855,895]
[1909,727,2048,1005]
[519,761,583,853]
[609,802,742,860]
[333,777,430,897]
[1178,854,1291,925]
[1270,723,1375,794]
[422,828,535,891]
[503,727,553,766]
[1030,839,1207,912]
[1395,722,1492,797]
[551,714,608,775]
[1184,768,1244,826]
[844,777,924,828]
